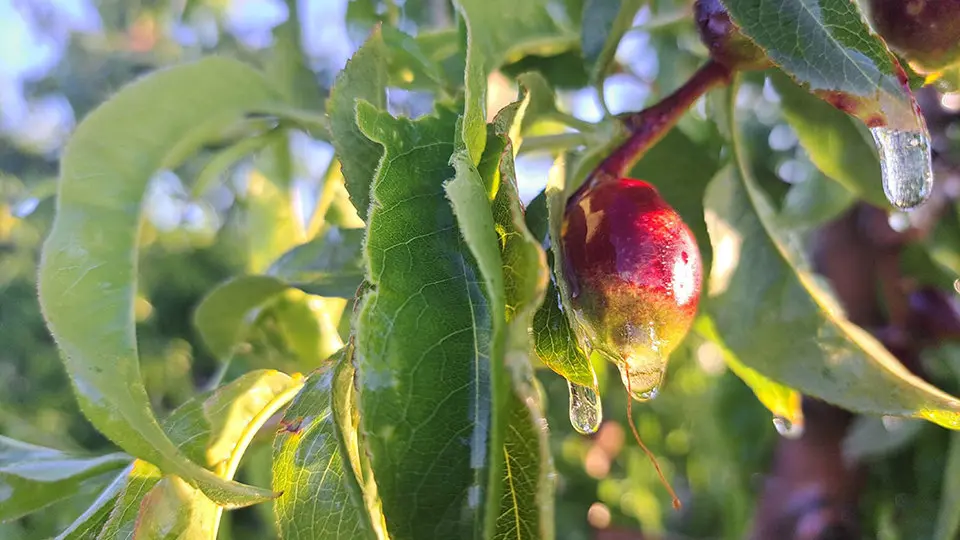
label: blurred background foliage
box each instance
[1,0,959,538]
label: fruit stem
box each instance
[597,59,732,180]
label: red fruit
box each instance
[866,0,960,72]
[694,0,771,71]
[561,178,703,399]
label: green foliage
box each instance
[704,81,960,428]
[719,0,919,130]
[0,437,129,522]
[769,70,887,206]
[9,0,960,538]
[273,357,377,539]
[37,57,287,506]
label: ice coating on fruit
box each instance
[867,0,960,71]
[694,0,770,71]
[561,178,702,399]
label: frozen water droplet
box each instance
[772,416,804,439]
[870,127,934,210]
[617,361,663,402]
[887,211,911,233]
[568,381,602,435]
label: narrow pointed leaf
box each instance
[98,370,302,538]
[244,145,308,273]
[327,28,387,221]
[194,276,289,361]
[55,463,134,540]
[447,133,510,538]
[487,97,554,540]
[273,358,378,539]
[0,436,129,521]
[453,0,578,164]
[354,101,493,539]
[704,83,960,429]
[694,316,803,430]
[532,275,596,388]
[37,56,285,506]
[267,227,366,298]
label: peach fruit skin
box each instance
[560,178,703,387]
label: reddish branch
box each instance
[594,60,732,182]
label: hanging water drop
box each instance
[870,126,934,209]
[567,381,602,435]
[617,360,664,402]
[881,414,905,431]
[772,415,804,439]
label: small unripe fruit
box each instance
[561,178,702,398]
[866,0,960,72]
[694,0,771,71]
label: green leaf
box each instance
[163,370,302,469]
[770,71,886,207]
[447,141,510,538]
[453,0,579,164]
[487,97,554,540]
[191,130,281,198]
[196,272,347,373]
[133,475,220,539]
[267,227,366,298]
[0,436,129,521]
[777,172,856,230]
[842,416,925,463]
[354,101,493,539]
[37,57,287,506]
[514,72,560,133]
[719,0,921,131]
[934,433,960,540]
[540,154,601,389]
[194,276,290,362]
[381,25,449,91]
[273,357,379,539]
[532,271,596,388]
[704,82,960,430]
[581,0,643,83]
[327,27,388,221]
[496,374,553,540]
[97,460,167,539]
[98,370,303,538]
[253,290,346,372]
[244,139,308,273]
[55,464,134,540]
[694,317,803,430]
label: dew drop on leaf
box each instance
[772,415,804,439]
[870,126,934,209]
[567,380,602,435]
